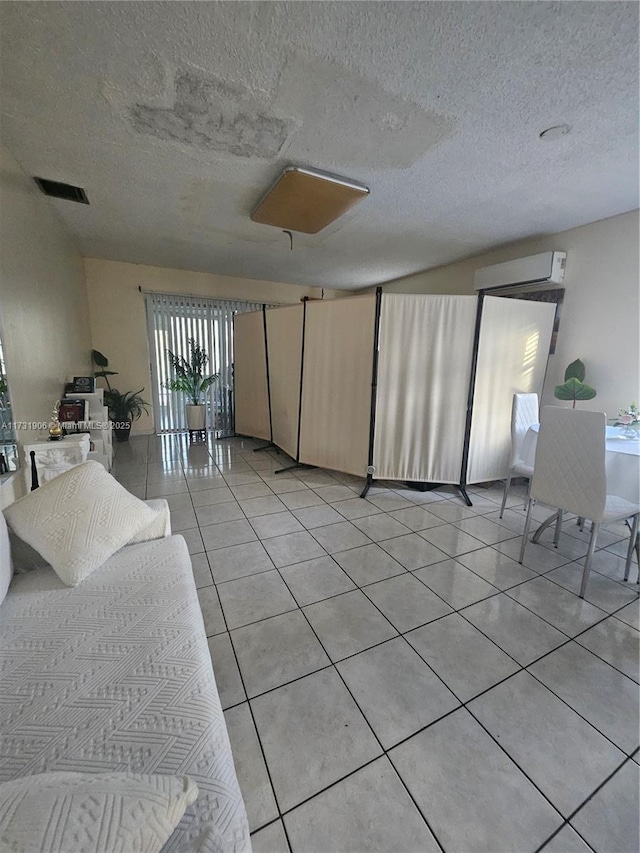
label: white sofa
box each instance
[0,500,251,853]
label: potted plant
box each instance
[554,359,596,408]
[165,339,219,433]
[92,350,149,442]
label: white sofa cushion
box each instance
[129,498,172,543]
[0,535,251,851]
[8,498,171,573]
[0,771,198,853]
[4,460,156,586]
[0,511,11,605]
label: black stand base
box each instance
[405,481,442,493]
[275,462,315,475]
[404,480,473,506]
[458,486,473,507]
[254,442,278,453]
[188,429,207,443]
[360,473,373,498]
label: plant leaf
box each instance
[572,382,597,401]
[94,370,118,378]
[564,359,585,382]
[92,349,109,368]
[554,377,597,401]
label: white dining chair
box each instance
[519,406,640,598]
[499,393,539,518]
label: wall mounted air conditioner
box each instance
[473,251,566,291]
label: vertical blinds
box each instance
[145,292,267,435]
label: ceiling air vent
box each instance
[33,177,89,204]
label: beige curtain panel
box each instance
[467,297,556,484]
[233,310,271,442]
[266,304,304,460]
[373,294,477,483]
[299,295,377,477]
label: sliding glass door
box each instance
[145,292,265,435]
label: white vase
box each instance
[185,404,206,431]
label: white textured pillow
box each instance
[0,771,198,853]
[0,511,12,605]
[129,498,172,544]
[4,461,156,586]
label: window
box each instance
[145,292,268,435]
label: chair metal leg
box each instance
[519,499,534,564]
[579,522,599,599]
[553,509,563,547]
[623,513,640,582]
[499,471,513,519]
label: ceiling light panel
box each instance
[251,166,369,234]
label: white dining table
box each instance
[521,424,640,504]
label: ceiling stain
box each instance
[272,52,457,170]
[131,67,292,159]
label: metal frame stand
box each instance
[360,288,383,499]
[275,462,316,474]
[275,298,311,476]
[456,291,485,507]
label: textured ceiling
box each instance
[1,1,638,289]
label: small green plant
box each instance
[104,388,149,423]
[92,349,148,440]
[554,359,597,408]
[165,339,218,405]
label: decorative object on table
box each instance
[553,358,596,407]
[48,400,64,441]
[58,399,88,431]
[71,376,96,393]
[613,402,640,437]
[165,338,219,437]
[614,402,640,426]
[92,349,148,442]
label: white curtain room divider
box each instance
[233,309,271,442]
[232,291,556,504]
[265,304,304,460]
[373,294,477,483]
[299,295,377,476]
[466,296,556,484]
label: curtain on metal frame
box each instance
[145,292,267,435]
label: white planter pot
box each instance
[186,404,206,431]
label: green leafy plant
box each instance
[92,349,119,392]
[554,359,597,408]
[92,349,148,439]
[165,339,219,405]
[104,388,149,423]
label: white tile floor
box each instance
[114,433,640,853]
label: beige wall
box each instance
[377,210,639,419]
[0,145,92,507]
[85,258,330,433]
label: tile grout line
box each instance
[124,435,638,853]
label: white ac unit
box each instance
[473,251,566,291]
